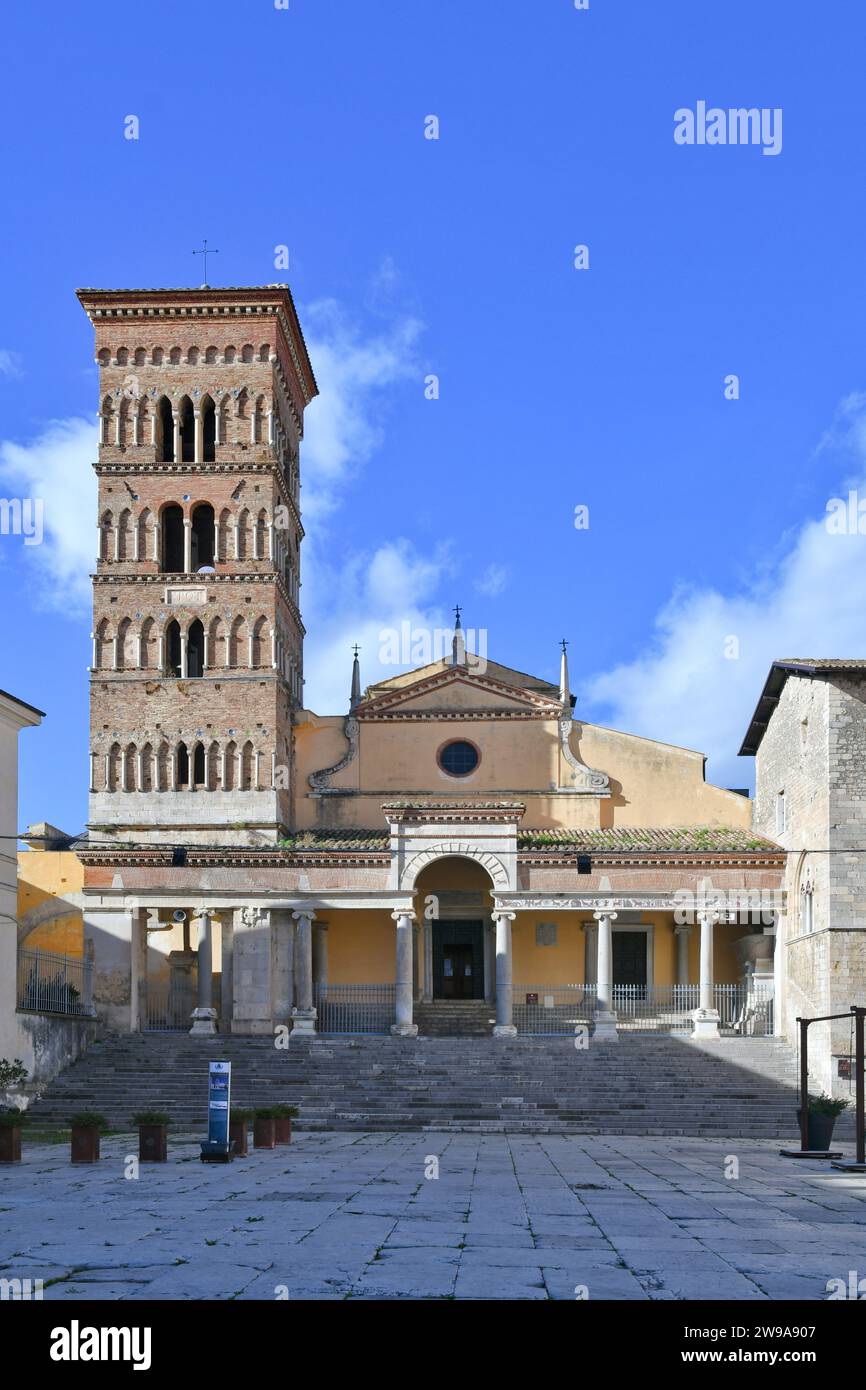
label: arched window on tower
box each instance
[191,504,215,569]
[188,619,205,677]
[166,619,182,677]
[156,396,174,462]
[176,742,190,789]
[161,505,184,573]
[201,395,216,462]
[179,396,194,463]
[193,742,206,787]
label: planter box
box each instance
[230,1120,249,1156]
[274,1116,293,1145]
[798,1110,838,1151]
[253,1117,276,1150]
[71,1126,101,1163]
[138,1124,168,1162]
[0,1127,22,1164]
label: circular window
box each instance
[438,739,480,777]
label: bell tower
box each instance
[77,284,318,845]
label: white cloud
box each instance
[0,350,23,379]
[586,431,866,788]
[303,537,453,713]
[0,417,96,611]
[475,562,507,598]
[301,298,423,518]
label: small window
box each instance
[439,740,479,777]
[776,791,786,836]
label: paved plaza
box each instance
[2,1131,866,1300]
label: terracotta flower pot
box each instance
[253,1116,276,1150]
[71,1126,101,1163]
[0,1126,22,1164]
[274,1115,293,1145]
[138,1124,168,1162]
[230,1119,249,1156]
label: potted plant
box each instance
[252,1107,277,1150]
[272,1104,299,1145]
[229,1108,252,1156]
[132,1111,170,1162]
[0,1109,25,1164]
[797,1093,849,1150]
[0,1058,28,1111]
[69,1111,107,1163]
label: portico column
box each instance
[312,921,329,991]
[692,909,721,1039]
[492,910,517,1037]
[291,910,317,1034]
[390,910,418,1037]
[190,909,218,1035]
[592,909,618,1041]
[674,924,692,987]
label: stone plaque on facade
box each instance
[165,585,207,606]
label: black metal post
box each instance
[855,1007,865,1167]
[799,1017,809,1152]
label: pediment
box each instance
[355,664,563,719]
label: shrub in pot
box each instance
[0,1058,28,1112]
[69,1111,107,1163]
[272,1104,299,1145]
[132,1111,170,1162]
[0,1109,25,1164]
[253,1107,277,1150]
[229,1108,252,1156]
[797,1093,849,1150]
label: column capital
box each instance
[697,909,720,926]
[391,909,417,924]
[291,909,316,924]
[491,909,516,923]
[593,908,618,924]
[674,923,693,936]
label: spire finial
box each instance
[350,644,362,710]
[559,637,572,711]
[454,603,462,629]
[451,606,466,667]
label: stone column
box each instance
[674,924,692,987]
[194,409,202,464]
[312,921,329,991]
[592,909,618,1041]
[484,919,495,1002]
[183,518,192,574]
[692,909,721,1039]
[390,910,418,1036]
[190,909,218,1035]
[492,910,517,1037]
[291,910,317,1034]
[172,410,181,465]
[422,913,434,1002]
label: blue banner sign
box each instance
[200,1059,232,1161]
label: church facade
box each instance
[75,283,854,1080]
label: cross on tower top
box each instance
[192,239,220,287]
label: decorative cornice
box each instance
[355,667,562,720]
[383,800,525,824]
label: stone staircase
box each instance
[24,1031,838,1140]
[415,1001,493,1036]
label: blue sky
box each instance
[3,0,866,834]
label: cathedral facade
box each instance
[74,284,859,1093]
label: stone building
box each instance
[74,283,790,1049]
[741,660,866,1093]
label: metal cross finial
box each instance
[352,644,361,658]
[192,239,220,287]
[454,604,462,628]
[561,638,569,652]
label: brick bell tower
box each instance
[77,285,318,846]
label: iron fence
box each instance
[614,984,699,1033]
[513,984,598,1035]
[143,977,196,1032]
[16,948,93,1018]
[715,982,774,1037]
[314,983,396,1034]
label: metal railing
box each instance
[143,978,196,1032]
[511,983,775,1037]
[714,983,774,1037]
[16,948,93,1018]
[513,984,598,1035]
[614,984,699,1033]
[314,983,396,1035]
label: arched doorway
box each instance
[414,857,496,1003]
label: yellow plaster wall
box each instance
[512,913,588,984]
[326,910,396,983]
[17,850,84,955]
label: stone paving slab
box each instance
[1,1131,866,1300]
